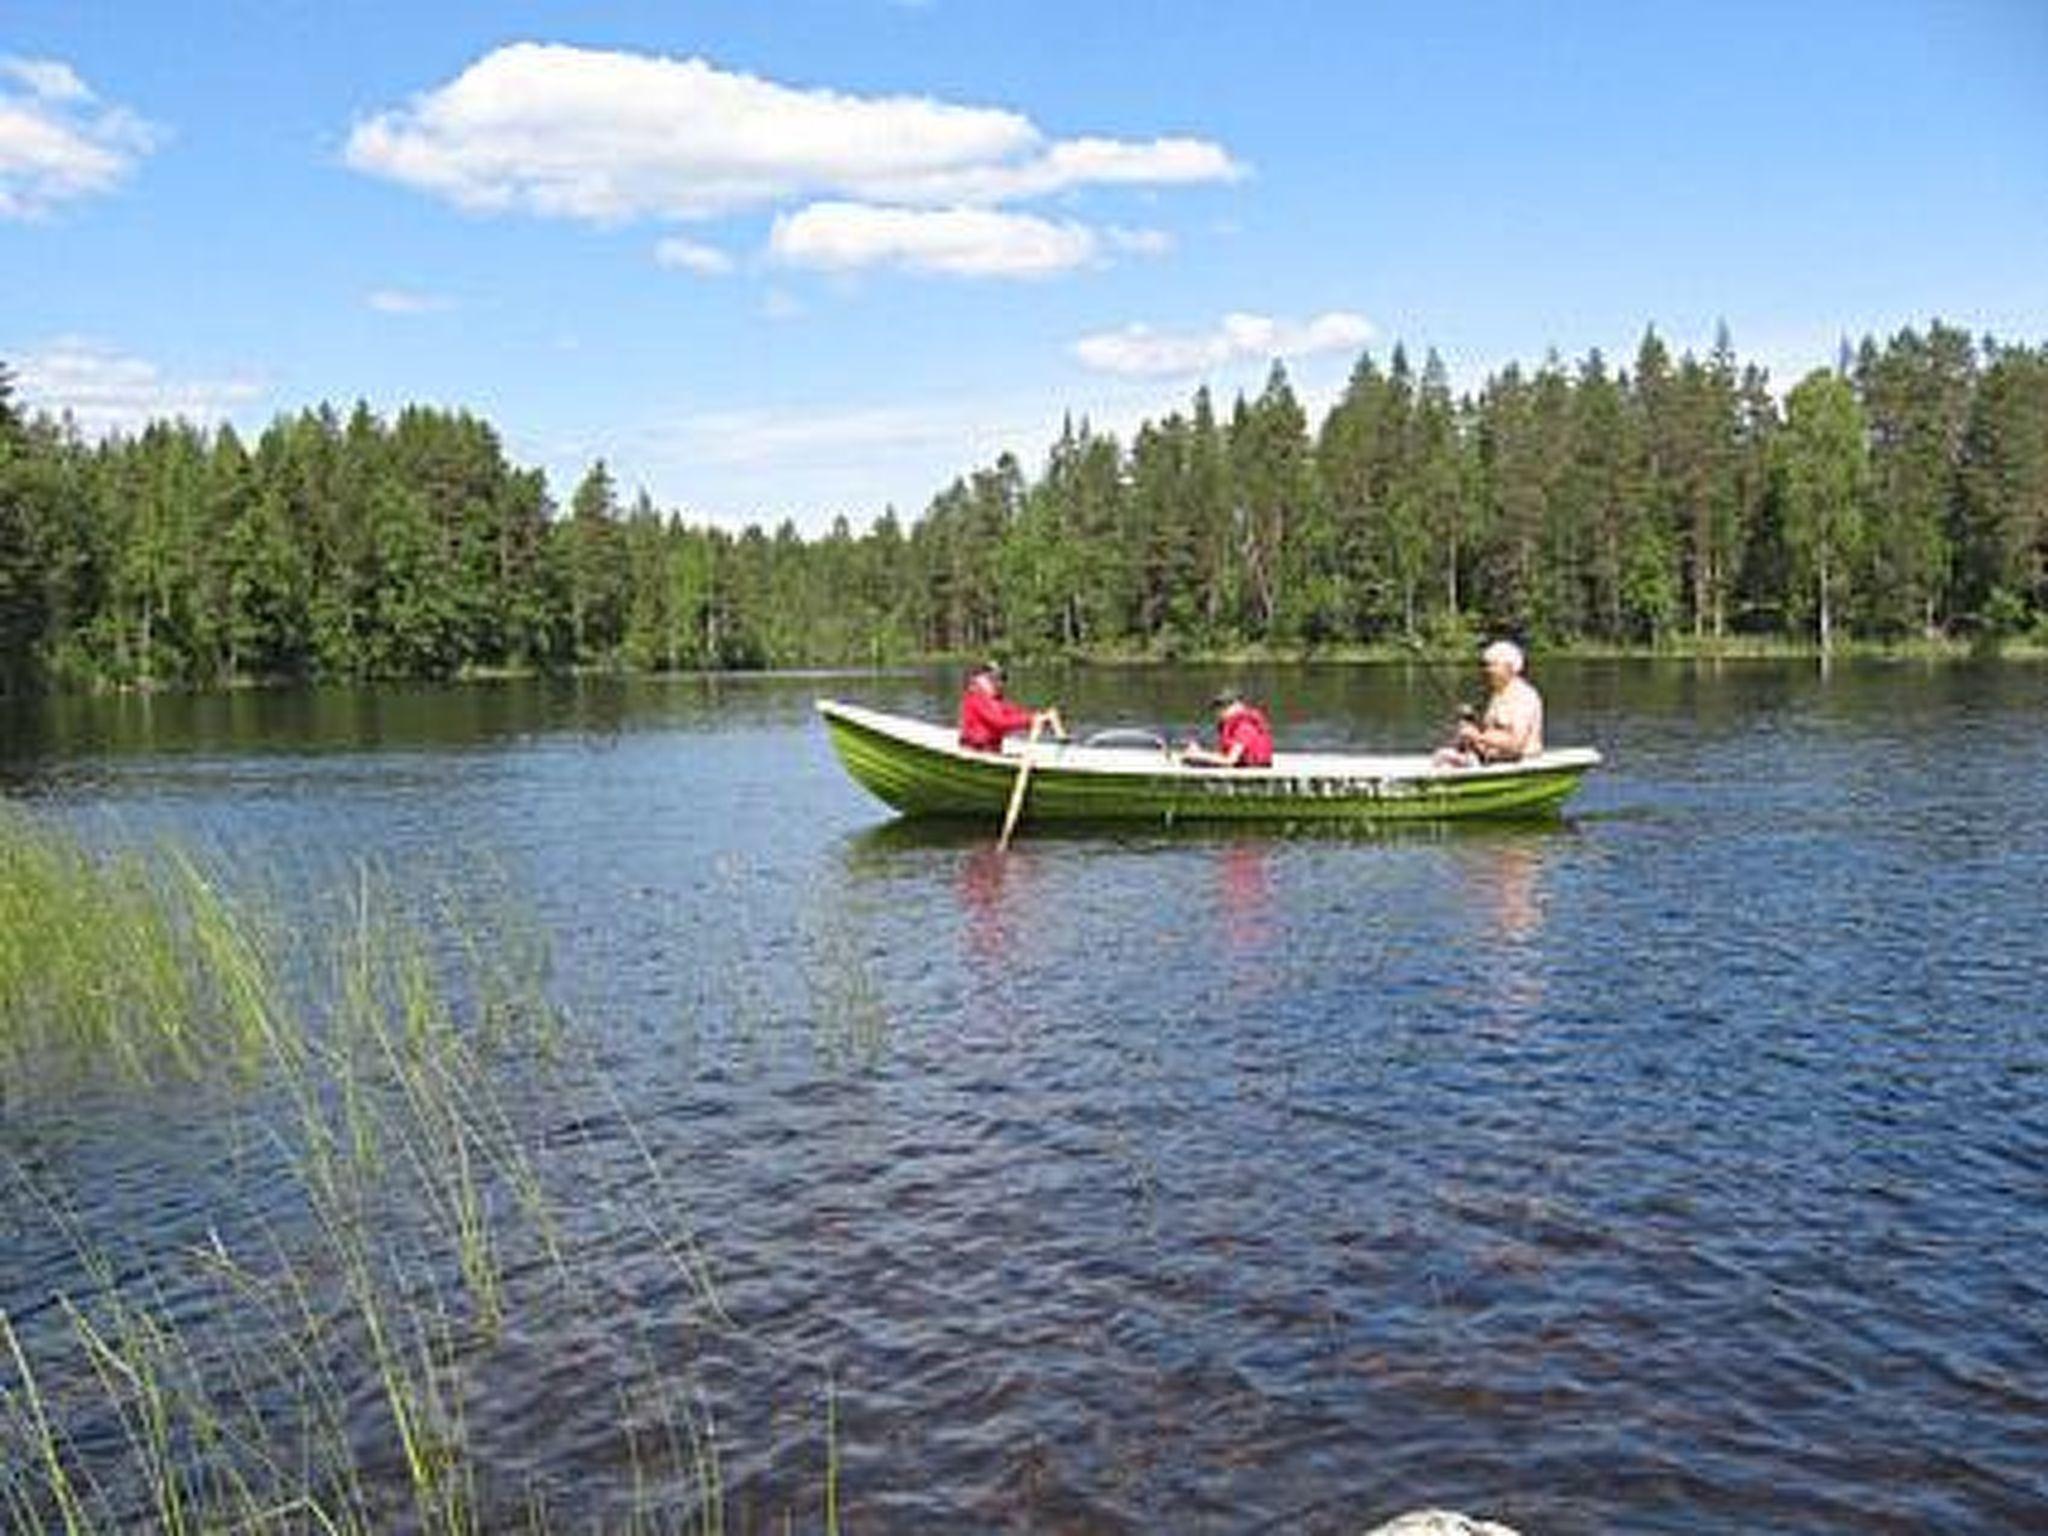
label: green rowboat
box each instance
[817,699,1600,826]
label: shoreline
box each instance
[983,634,2048,667]
[7,635,2044,700]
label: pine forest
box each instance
[2,320,2044,694]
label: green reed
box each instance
[0,812,277,1079]
[0,807,756,1535]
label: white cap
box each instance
[1481,639,1525,673]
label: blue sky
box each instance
[4,0,2044,533]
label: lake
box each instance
[3,660,2045,1533]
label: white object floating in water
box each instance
[1365,1512,1520,1536]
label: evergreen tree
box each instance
[1857,323,1974,635]
[1126,415,1196,643]
[496,468,560,669]
[1409,351,1470,634]
[1621,336,1683,641]
[1373,346,1434,642]
[112,422,212,684]
[1776,370,1870,651]
[1472,364,1544,636]
[5,324,2048,695]
[620,493,675,670]
[1730,363,1780,633]
[1528,357,1582,639]
[1185,387,1235,640]
[859,509,914,664]
[0,367,50,690]
[1316,350,1414,639]
[0,361,23,451]
[562,460,630,661]
[1560,350,1635,638]
[1230,363,1311,638]
[1014,422,1120,650]
[1958,342,2048,629]
[973,455,1026,649]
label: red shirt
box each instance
[1218,706,1274,767]
[959,687,1035,751]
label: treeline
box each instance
[2,320,2044,692]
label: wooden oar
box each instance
[997,716,1046,851]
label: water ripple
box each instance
[7,663,2048,1530]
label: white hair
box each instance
[1482,639,1525,674]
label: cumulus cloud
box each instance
[3,58,90,103]
[1073,310,1374,378]
[0,55,159,218]
[771,202,1097,278]
[12,338,264,434]
[849,133,1241,207]
[345,43,1046,220]
[343,43,1241,275]
[653,234,734,275]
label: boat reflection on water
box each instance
[1217,839,1274,953]
[839,818,1570,997]
[837,819,1046,964]
[1451,831,1558,1024]
[957,842,1019,962]
[952,829,1283,966]
[1476,835,1546,944]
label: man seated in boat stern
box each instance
[1179,689,1275,768]
[957,661,1067,752]
[1434,639,1544,767]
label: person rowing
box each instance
[1178,688,1274,768]
[1434,639,1544,766]
[957,661,1066,752]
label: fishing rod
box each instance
[1395,637,1476,729]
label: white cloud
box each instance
[12,338,264,435]
[771,202,1097,278]
[1029,135,1240,194]
[2,58,90,103]
[0,55,159,218]
[850,134,1243,207]
[344,42,1241,227]
[1073,310,1375,378]
[653,234,734,275]
[366,286,453,314]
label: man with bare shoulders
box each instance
[1435,639,1544,767]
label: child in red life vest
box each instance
[1179,689,1273,768]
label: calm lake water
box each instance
[4,661,2046,1533]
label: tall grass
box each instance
[0,817,276,1080]
[0,806,809,1535]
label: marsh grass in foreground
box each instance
[0,816,277,1082]
[0,807,834,1535]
